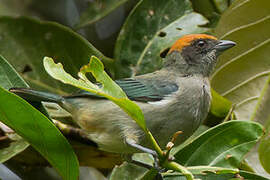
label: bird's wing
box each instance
[68,78,179,102]
[115,78,178,102]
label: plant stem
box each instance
[163,161,194,180]
[145,130,163,157]
[145,129,194,180]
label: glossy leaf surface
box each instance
[174,121,263,168]
[0,86,79,179]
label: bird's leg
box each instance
[125,138,166,179]
[130,159,153,169]
[125,131,184,178]
[125,138,157,157]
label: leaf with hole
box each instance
[44,56,146,131]
[114,0,209,78]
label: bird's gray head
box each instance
[163,34,236,77]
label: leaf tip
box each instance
[90,55,104,70]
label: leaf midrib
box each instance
[184,124,239,166]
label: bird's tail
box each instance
[9,88,63,103]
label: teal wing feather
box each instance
[69,78,179,102]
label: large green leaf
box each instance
[174,121,263,168]
[248,75,270,174]
[211,0,270,120]
[0,16,112,94]
[211,0,270,176]
[0,86,79,179]
[114,0,209,78]
[75,0,128,29]
[0,55,29,163]
[43,56,146,131]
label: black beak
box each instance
[215,40,236,53]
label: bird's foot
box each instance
[125,131,184,179]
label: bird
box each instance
[10,34,235,155]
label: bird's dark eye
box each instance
[197,40,205,47]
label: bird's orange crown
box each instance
[169,34,217,53]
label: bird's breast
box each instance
[142,76,211,148]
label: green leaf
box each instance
[140,168,159,180]
[163,169,270,180]
[0,55,28,89]
[163,166,239,180]
[110,153,155,180]
[0,16,112,94]
[111,163,269,180]
[0,136,29,163]
[75,0,128,29]
[0,55,29,163]
[248,75,270,174]
[211,0,270,176]
[110,162,147,180]
[43,56,146,131]
[114,0,209,78]
[190,0,230,27]
[211,0,270,120]
[174,121,263,168]
[259,136,270,174]
[210,88,232,118]
[0,87,79,180]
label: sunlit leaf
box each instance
[44,56,146,131]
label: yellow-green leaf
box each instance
[43,56,147,131]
